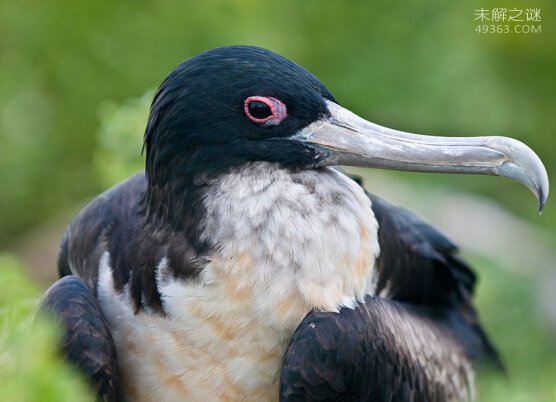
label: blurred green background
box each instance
[0,0,554,401]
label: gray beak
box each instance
[294,101,549,211]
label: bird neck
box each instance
[196,162,380,319]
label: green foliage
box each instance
[0,255,93,402]
[473,255,556,402]
[95,91,153,187]
[0,0,554,244]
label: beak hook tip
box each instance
[538,191,548,213]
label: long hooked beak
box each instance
[293,101,549,211]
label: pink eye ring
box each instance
[244,96,287,126]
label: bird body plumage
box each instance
[61,164,380,401]
[53,167,496,401]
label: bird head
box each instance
[144,45,548,212]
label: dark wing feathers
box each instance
[369,194,476,306]
[280,297,478,402]
[369,194,501,365]
[39,276,118,402]
[58,173,147,293]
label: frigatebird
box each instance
[40,46,548,402]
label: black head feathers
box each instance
[142,46,336,229]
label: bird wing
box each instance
[58,172,147,293]
[280,297,481,402]
[369,193,501,363]
[39,276,118,402]
[369,193,475,307]
[57,172,183,314]
[280,188,502,402]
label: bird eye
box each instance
[249,101,272,119]
[244,96,287,126]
